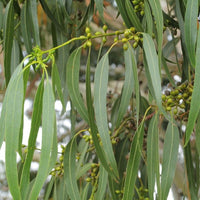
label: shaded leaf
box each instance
[94,164,108,200]
[123,123,144,200]
[3,0,14,85]
[81,183,90,200]
[64,138,81,200]
[94,0,104,22]
[147,114,159,200]
[185,30,200,145]
[10,38,20,74]
[184,0,198,67]
[66,48,89,122]
[125,0,143,31]
[161,122,179,200]
[94,53,118,177]
[148,0,163,68]
[28,80,56,200]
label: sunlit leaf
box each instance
[66,47,89,122]
[184,0,198,67]
[94,53,118,177]
[85,50,116,177]
[28,80,56,200]
[3,64,24,199]
[64,137,81,200]
[161,121,179,200]
[3,0,14,85]
[115,47,134,128]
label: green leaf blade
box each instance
[29,80,56,200]
[184,0,198,67]
[94,54,118,177]
[122,123,144,200]
[64,138,81,200]
[4,64,24,199]
[3,0,14,85]
[66,48,89,123]
[185,30,200,145]
[161,122,179,200]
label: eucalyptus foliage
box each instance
[0,0,200,199]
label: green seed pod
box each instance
[134,35,140,42]
[179,103,185,109]
[124,29,131,38]
[133,42,138,49]
[173,108,178,115]
[123,43,128,51]
[130,27,136,33]
[166,106,171,111]
[115,190,121,194]
[182,93,188,99]
[132,0,138,5]
[162,94,167,101]
[167,98,173,104]
[122,38,128,43]
[102,36,107,43]
[103,24,108,32]
[87,33,92,38]
[85,27,90,34]
[177,94,182,100]
[86,177,91,182]
[86,40,92,47]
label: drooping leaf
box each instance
[184,142,198,200]
[3,0,14,85]
[3,63,24,199]
[143,33,168,119]
[94,0,104,22]
[196,113,200,155]
[148,0,163,69]
[44,176,56,200]
[52,62,66,110]
[161,121,179,200]
[184,0,198,67]
[10,38,20,74]
[144,1,153,35]
[94,53,118,177]
[115,47,134,128]
[81,183,90,200]
[185,30,200,145]
[0,2,3,30]
[85,49,116,178]
[94,164,108,200]
[66,47,89,123]
[122,122,144,200]
[64,137,81,200]
[28,80,56,200]
[29,0,40,46]
[115,0,132,28]
[147,114,159,200]
[21,1,32,53]
[125,0,143,31]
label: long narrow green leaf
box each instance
[143,35,161,104]
[115,47,134,128]
[81,183,90,200]
[20,77,44,199]
[52,63,66,110]
[10,38,20,74]
[184,0,198,67]
[144,1,153,35]
[66,48,89,123]
[64,138,81,200]
[196,113,200,155]
[94,164,108,200]
[161,122,179,200]
[122,123,144,200]
[85,49,116,178]
[147,114,158,200]
[115,0,132,27]
[185,30,200,145]
[3,0,14,85]
[148,0,163,69]
[0,2,3,30]
[28,80,56,200]
[21,1,32,53]
[3,64,24,199]
[184,143,198,200]
[29,0,40,46]
[125,0,143,31]
[94,53,118,177]
[94,0,104,22]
